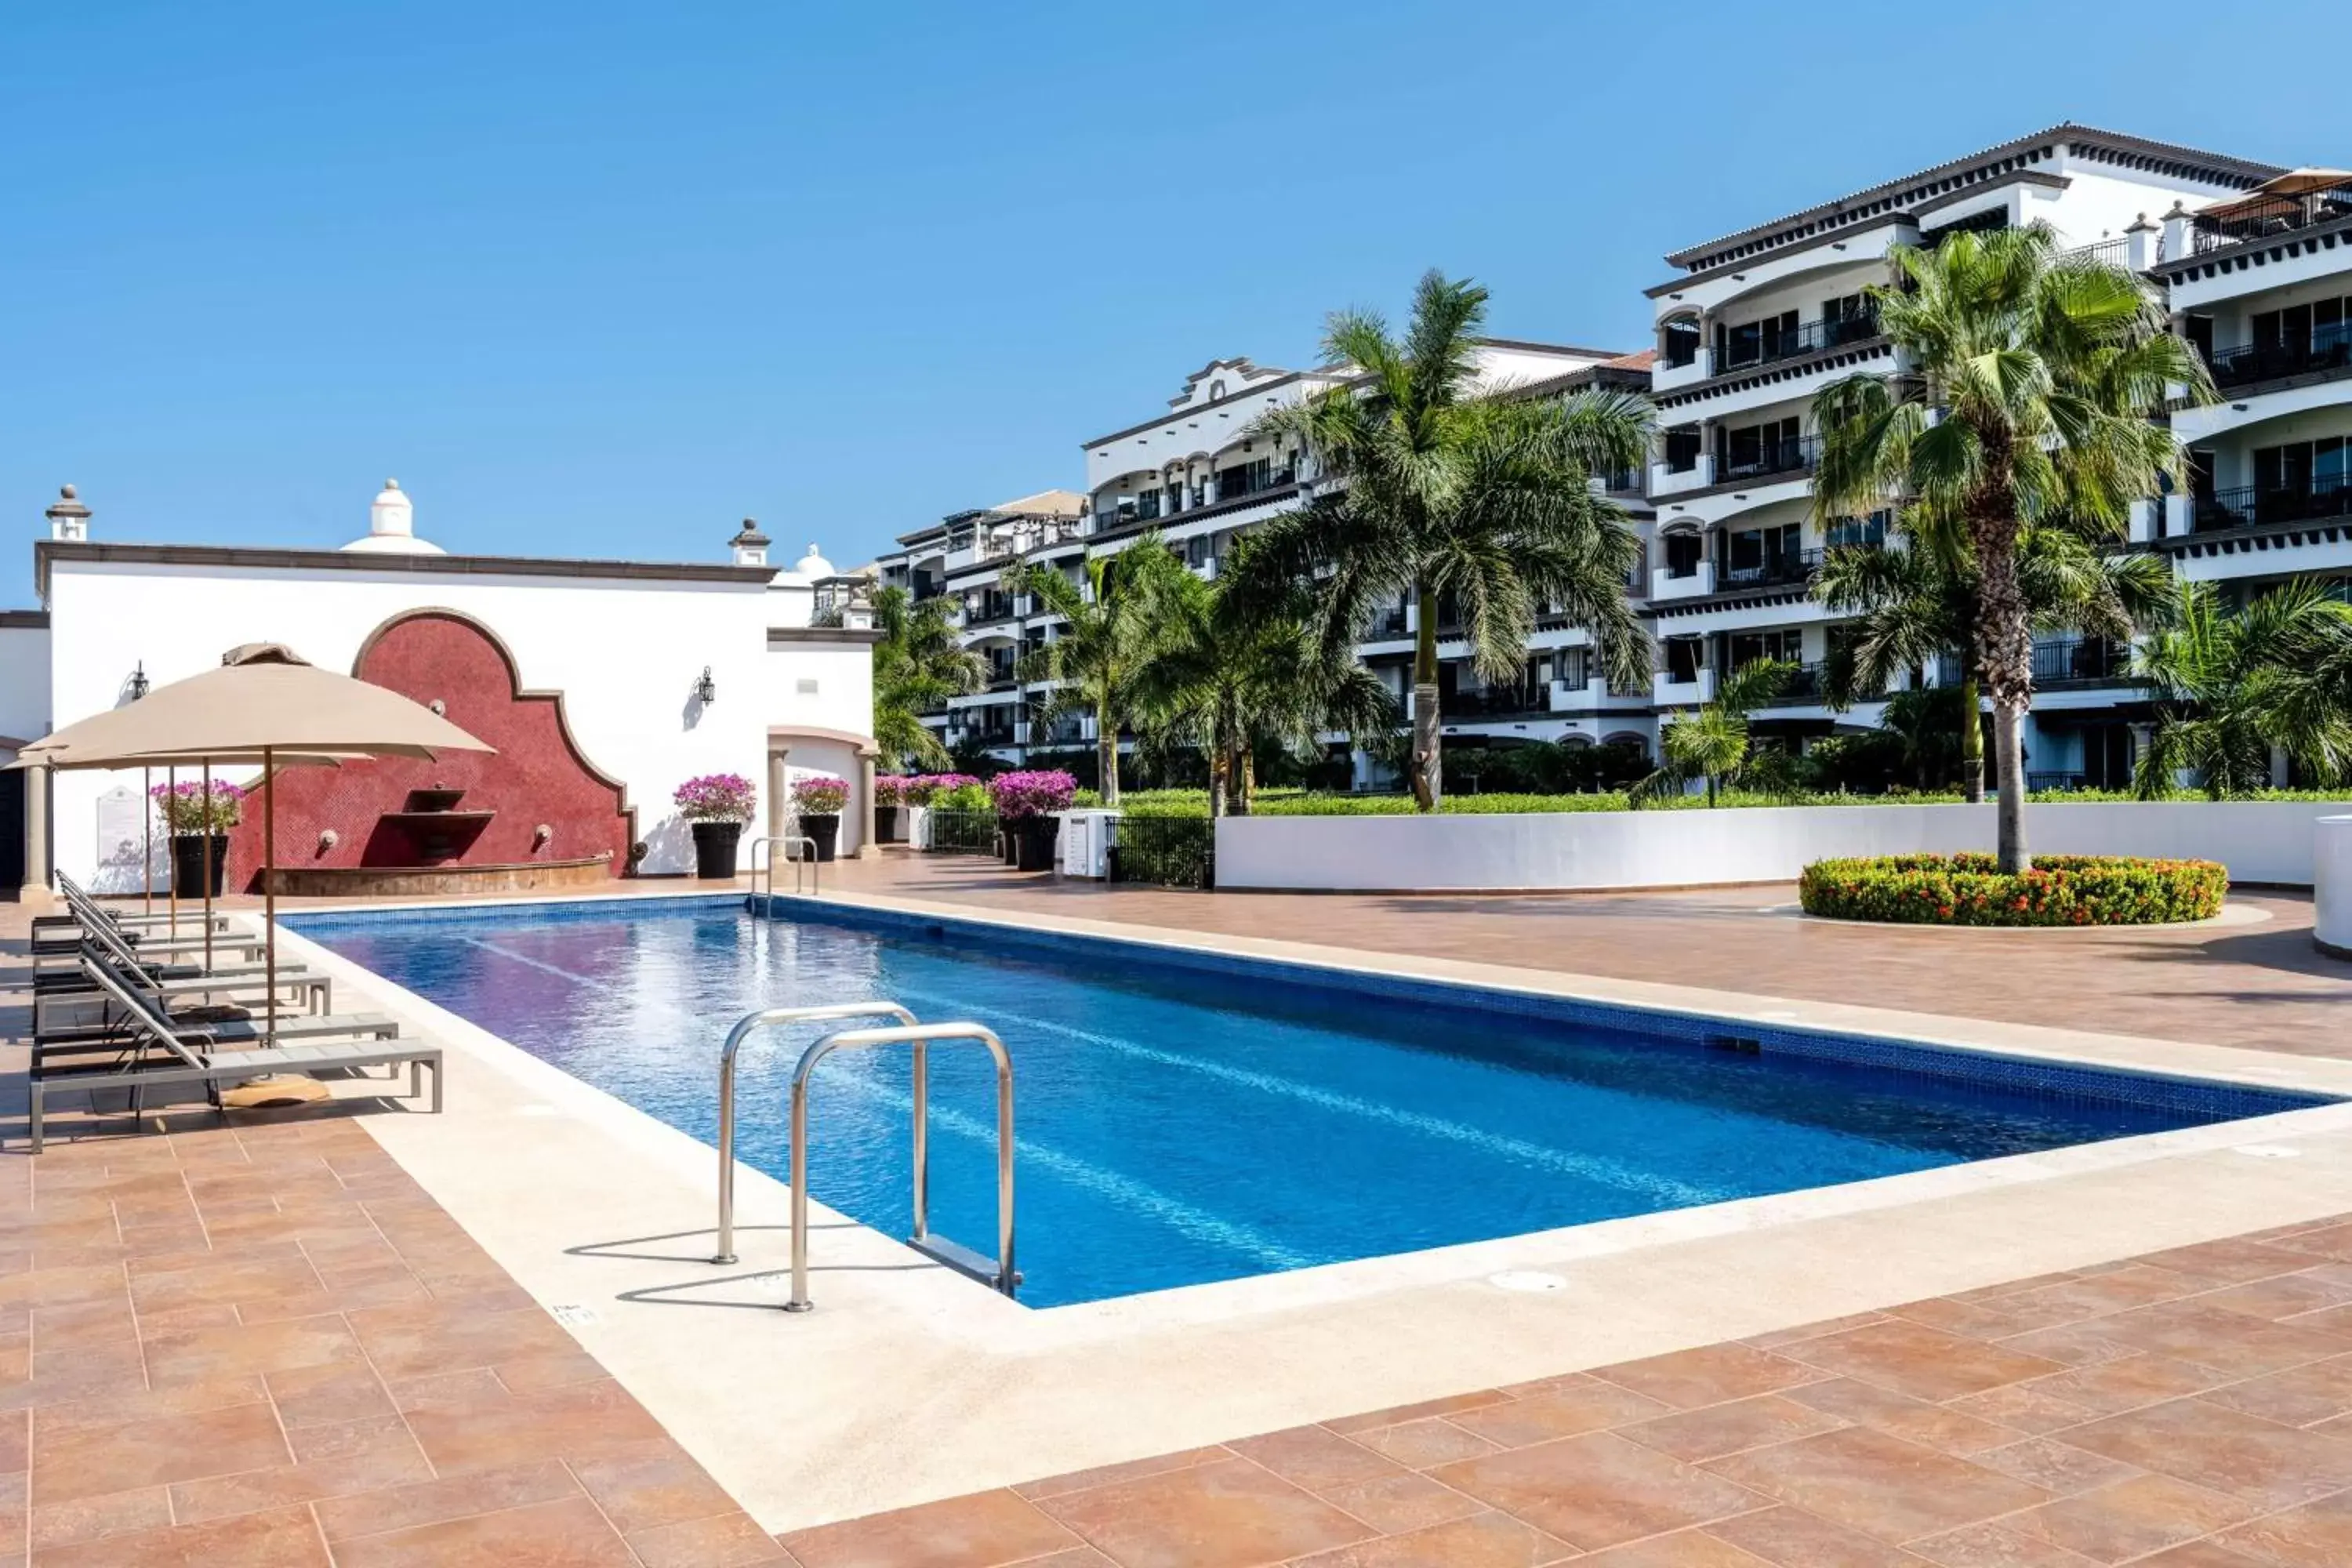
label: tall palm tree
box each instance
[1812,223,2212,869]
[870,584,985,771]
[1130,543,1396,816]
[1814,504,2173,799]
[1001,536,1184,806]
[2135,579,2352,797]
[1635,659,1792,808]
[1236,270,1651,811]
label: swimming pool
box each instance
[294,895,2329,1308]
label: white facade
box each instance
[5,487,877,890]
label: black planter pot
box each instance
[800,814,840,862]
[1011,815,1059,873]
[877,805,906,845]
[691,820,744,880]
[1000,824,1019,865]
[171,834,230,898]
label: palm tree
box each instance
[1635,659,1792,807]
[1814,505,2173,799]
[1130,543,1396,816]
[1812,223,2212,869]
[870,584,985,771]
[1236,270,1651,811]
[1001,536,1184,806]
[2135,579,2352,797]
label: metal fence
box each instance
[1112,815,1214,889]
[924,809,1000,855]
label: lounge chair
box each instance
[34,943,399,1070]
[30,914,330,1038]
[28,955,442,1153]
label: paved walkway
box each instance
[815,854,2352,1061]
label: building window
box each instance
[1664,637,1704,683]
[1662,317,1702,368]
[1664,426,1703,474]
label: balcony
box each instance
[1653,668,1715,706]
[1441,686,1548,720]
[1702,312,1882,382]
[2205,326,2352,392]
[1650,454,1717,496]
[2192,189,2352,256]
[1717,435,1822,485]
[2194,478,2352,532]
[2031,638,2131,690]
[1650,561,1716,601]
[1364,607,1410,641]
[1719,546,1824,592]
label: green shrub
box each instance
[1798,853,2227,927]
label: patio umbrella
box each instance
[13,644,492,1038]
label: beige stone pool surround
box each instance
[263,884,2352,1534]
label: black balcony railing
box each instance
[2032,638,2130,688]
[924,809,1000,855]
[2206,325,2352,390]
[1719,546,1824,590]
[1441,687,1548,718]
[2198,477,2352,532]
[2192,190,2352,254]
[1718,434,1822,483]
[1755,663,1824,706]
[1367,608,1410,639]
[1712,312,1882,376]
[1111,815,1214,890]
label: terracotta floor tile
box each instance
[1592,1345,1820,1410]
[2024,1356,2227,1418]
[1287,1508,1578,1567]
[137,1311,365,1388]
[1453,1381,1676,1450]
[1324,1391,1512,1434]
[1886,1296,2036,1340]
[627,1508,797,1567]
[1352,1417,1502,1468]
[1312,1469,1484,1534]
[265,1361,397,1428]
[1784,1321,2065,1404]
[346,1298,582,1381]
[28,1482,171,1551]
[1619,1395,1849,1464]
[2129,1544,2274,1567]
[1969,1438,2142,1497]
[2063,1396,2352,1508]
[1783,1379,2023,1455]
[31,1396,290,1506]
[1942,1385,2101,1438]
[1432,1430,1762,1552]
[34,1504,331,1567]
[1905,1520,2099,1566]
[1034,1454,1373,1568]
[1009,1447,1232,1503]
[2089,1305,2352,1381]
[2135,1240,2314,1285]
[2007,1472,2255,1563]
[125,1247,324,1313]
[330,1495,638,1566]
[1225,1426,1401,1490]
[1700,1504,1924,1566]
[169,1411,433,1523]
[2198,1353,2352,1428]
[2198,1274,2352,1322]
[1703,1427,2050,1545]
[1741,1312,1894,1352]
[310,1458,583,1540]
[1990,1322,2151,1370]
[2212,1490,2352,1565]
[1573,1526,1784,1566]
[783,1489,1080,1568]
[568,1436,750,1531]
[401,1377,669,1476]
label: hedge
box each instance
[1798,853,2228,927]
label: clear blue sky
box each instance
[4,1,2344,604]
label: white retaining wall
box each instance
[2318,817,2352,955]
[1215,800,2352,892]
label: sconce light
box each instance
[128,662,151,701]
[694,666,718,704]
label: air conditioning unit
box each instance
[1058,810,1117,878]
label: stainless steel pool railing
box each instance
[786,1021,1015,1312]
[744,834,819,912]
[712,1001,918,1263]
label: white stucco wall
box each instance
[0,620,51,751]
[1217,800,2352,892]
[42,559,803,883]
[2318,817,2352,955]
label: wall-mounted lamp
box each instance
[694,666,718,704]
[128,662,150,701]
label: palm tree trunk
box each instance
[1412,586,1442,812]
[1706,773,1718,809]
[1207,748,1228,818]
[1971,491,2034,873]
[1236,747,1256,815]
[1096,692,1120,807]
[1959,675,1984,803]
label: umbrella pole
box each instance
[142,766,152,918]
[201,761,214,971]
[168,764,180,938]
[264,746,278,1044]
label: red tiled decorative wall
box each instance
[222,610,633,889]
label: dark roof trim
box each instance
[1471,336,1633,359]
[1662,124,2275,274]
[1648,211,1915,299]
[35,540,777,597]
[1081,369,1326,451]
[1653,584,1817,619]
[1505,364,1657,402]
[2155,213,2352,278]
[893,524,948,547]
[1911,169,2070,217]
[0,610,49,630]
[2155,518,2352,557]
[767,626,884,646]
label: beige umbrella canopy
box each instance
[15,644,494,1039]
[2202,169,2352,223]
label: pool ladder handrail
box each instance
[744,833,819,912]
[710,1006,1017,1312]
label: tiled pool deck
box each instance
[9,866,2352,1564]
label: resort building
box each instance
[1644,124,2281,789]
[2,482,883,897]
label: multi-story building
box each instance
[1642,124,2279,789]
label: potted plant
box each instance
[675,773,756,879]
[875,775,912,844]
[989,770,1076,872]
[920,777,989,853]
[151,779,245,897]
[792,773,850,862]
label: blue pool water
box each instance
[294,897,2325,1308]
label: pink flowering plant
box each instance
[875,775,913,808]
[149,779,246,834]
[673,773,756,823]
[987,769,1077,821]
[791,773,850,815]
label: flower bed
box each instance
[1798,853,2228,927]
